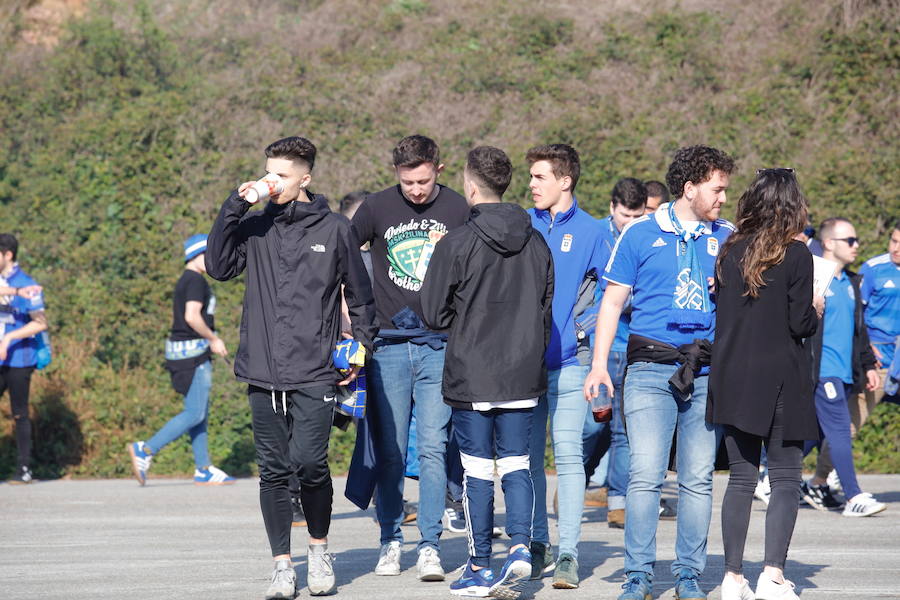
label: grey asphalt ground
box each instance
[1,474,898,599]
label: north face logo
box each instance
[311,244,326,253]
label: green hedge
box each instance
[1,0,897,479]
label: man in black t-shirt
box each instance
[351,135,469,582]
[127,234,233,487]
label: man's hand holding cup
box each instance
[239,173,285,205]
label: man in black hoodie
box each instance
[206,136,377,599]
[421,146,554,599]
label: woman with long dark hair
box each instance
[708,169,823,600]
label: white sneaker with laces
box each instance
[826,469,842,494]
[265,558,297,599]
[374,541,401,576]
[416,546,445,581]
[720,575,754,600]
[755,573,799,600]
[842,492,886,517]
[307,543,336,595]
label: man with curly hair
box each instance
[584,146,735,600]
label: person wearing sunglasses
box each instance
[802,217,885,518]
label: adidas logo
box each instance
[885,280,896,288]
[652,237,667,248]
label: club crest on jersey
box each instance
[561,234,573,253]
[707,237,719,256]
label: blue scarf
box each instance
[667,203,713,331]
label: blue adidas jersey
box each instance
[529,198,607,371]
[0,264,45,368]
[596,216,631,353]
[859,253,900,347]
[820,270,855,384]
[604,203,734,348]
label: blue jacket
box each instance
[529,198,606,371]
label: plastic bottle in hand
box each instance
[591,384,612,423]
[244,173,285,204]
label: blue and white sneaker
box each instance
[489,547,531,600]
[194,465,235,485]
[450,562,493,597]
[127,441,152,486]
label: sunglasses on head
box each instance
[757,167,795,175]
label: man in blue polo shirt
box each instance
[802,217,885,518]
[584,146,735,600]
[525,144,607,589]
[859,220,900,407]
[0,233,49,484]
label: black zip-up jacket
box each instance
[206,191,377,391]
[809,269,877,394]
[420,202,554,406]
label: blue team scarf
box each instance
[667,202,713,331]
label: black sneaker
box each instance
[801,480,844,511]
[9,466,33,485]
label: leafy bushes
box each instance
[1,0,897,479]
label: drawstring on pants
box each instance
[270,390,287,415]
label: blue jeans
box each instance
[607,351,629,510]
[370,340,450,551]
[530,364,590,558]
[147,361,212,468]
[623,362,716,578]
[453,407,533,567]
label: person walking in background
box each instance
[206,136,377,598]
[0,233,48,484]
[351,135,469,582]
[576,178,647,530]
[584,145,736,600]
[709,169,822,600]
[802,217,885,518]
[643,180,669,214]
[421,146,554,599]
[526,144,607,589]
[127,234,235,487]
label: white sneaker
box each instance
[826,469,842,494]
[416,546,445,581]
[721,575,754,600]
[265,558,297,599]
[374,541,401,576]
[307,543,336,596]
[754,474,771,505]
[755,573,799,600]
[842,492,886,517]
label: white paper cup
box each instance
[245,174,285,204]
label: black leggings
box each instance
[0,366,34,469]
[721,398,803,573]
[249,385,335,556]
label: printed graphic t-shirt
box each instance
[170,270,215,341]
[352,184,468,328]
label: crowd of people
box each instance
[2,134,898,600]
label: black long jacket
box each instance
[708,240,819,440]
[420,202,554,406]
[206,191,377,391]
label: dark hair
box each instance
[0,233,18,261]
[611,178,648,210]
[466,146,513,198]
[339,191,369,217]
[893,219,900,232]
[526,144,581,191]
[392,135,440,168]
[818,217,852,241]
[644,180,670,204]
[265,136,317,170]
[716,169,808,298]
[665,145,735,199]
